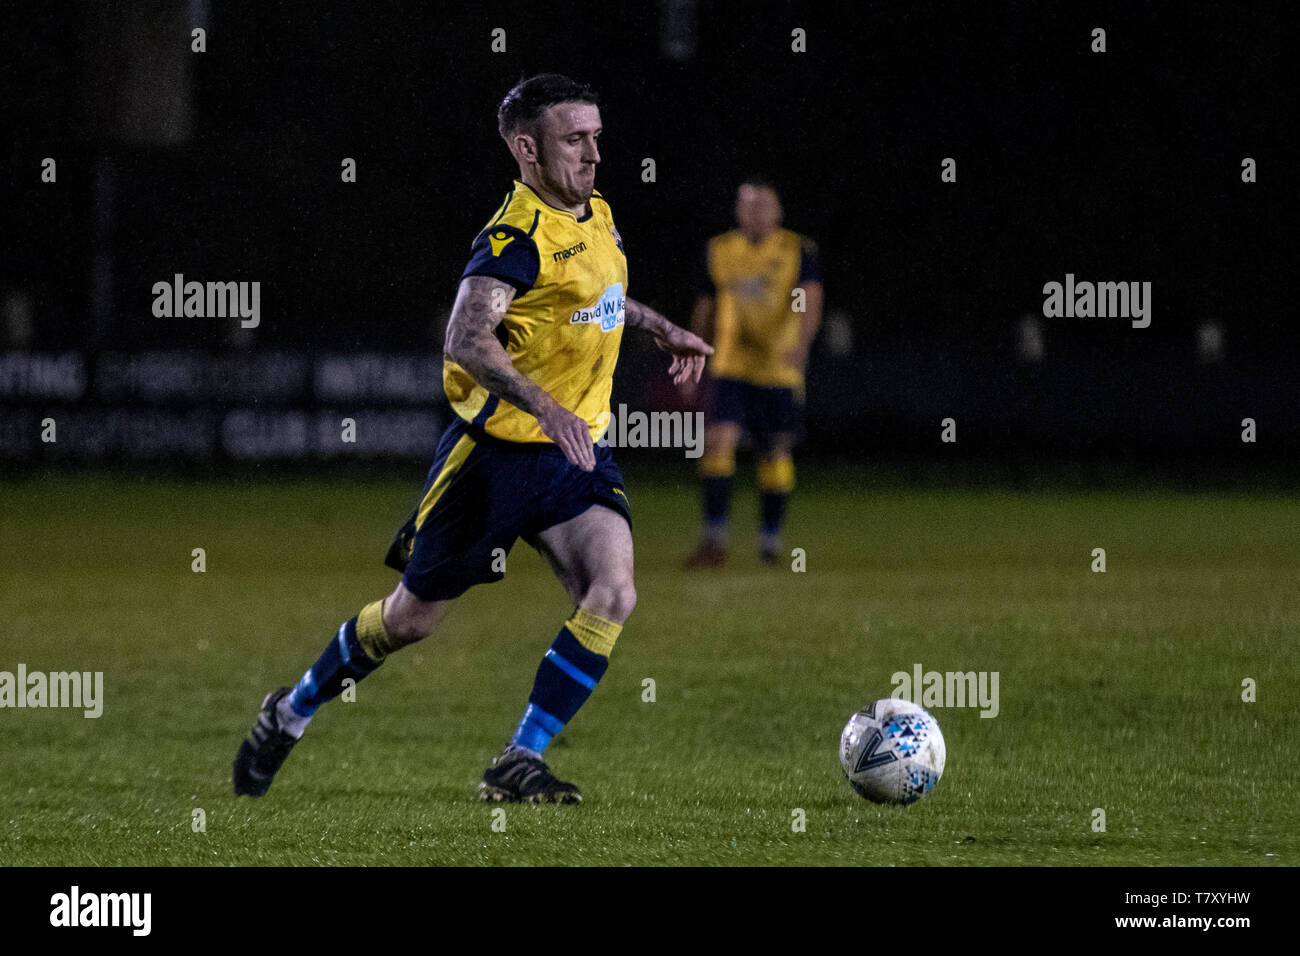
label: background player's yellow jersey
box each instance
[444,181,628,444]
[704,228,821,388]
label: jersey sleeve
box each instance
[797,237,822,284]
[461,225,541,294]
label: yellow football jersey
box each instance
[445,181,628,443]
[705,228,820,388]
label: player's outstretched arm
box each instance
[624,297,714,386]
[690,294,715,347]
[680,295,716,401]
[445,275,596,471]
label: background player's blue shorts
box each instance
[384,414,631,602]
[704,375,803,450]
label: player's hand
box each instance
[535,396,596,472]
[652,325,714,387]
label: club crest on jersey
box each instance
[570,283,625,332]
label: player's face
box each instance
[735,184,782,240]
[535,102,602,207]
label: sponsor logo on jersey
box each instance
[570,283,625,331]
[732,275,769,301]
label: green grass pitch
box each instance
[1,467,1295,865]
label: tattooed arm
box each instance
[444,275,596,470]
[624,297,714,386]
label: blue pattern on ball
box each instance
[884,712,931,758]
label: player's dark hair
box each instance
[739,174,780,197]
[497,74,600,143]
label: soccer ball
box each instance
[839,698,946,804]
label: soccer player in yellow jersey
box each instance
[234,75,712,803]
[684,178,823,567]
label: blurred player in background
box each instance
[233,74,711,803]
[683,178,822,567]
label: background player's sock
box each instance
[760,491,788,547]
[510,609,621,754]
[758,456,795,556]
[279,601,388,737]
[702,476,732,544]
[698,446,736,546]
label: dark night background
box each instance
[1,1,1294,470]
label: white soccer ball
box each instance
[839,698,946,804]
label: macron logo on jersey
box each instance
[569,283,625,332]
[552,241,587,262]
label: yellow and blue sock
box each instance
[283,600,387,730]
[510,609,621,754]
[758,456,795,548]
